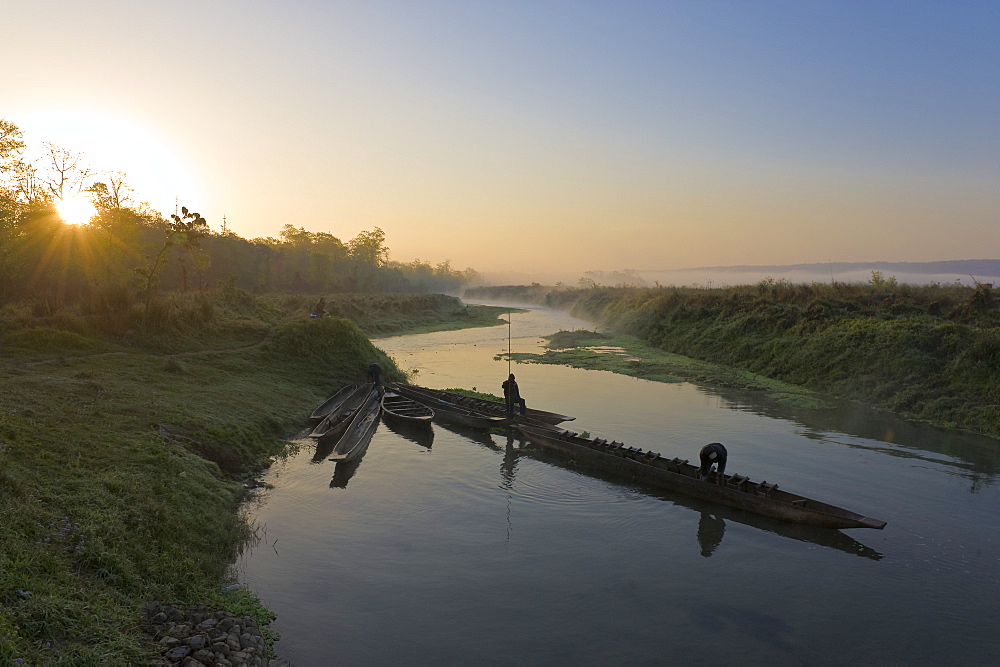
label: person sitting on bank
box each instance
[312,297,327,318]
[699,442,727,485]
[367,362,382,387]
[502,373,526,419]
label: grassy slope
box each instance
[0,291,507,664]
[468,282,1000,439]
[507,329,827,409]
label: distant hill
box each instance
[633,259,1000,287]
[677,259,1000,276]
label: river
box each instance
[239,301,1000,665]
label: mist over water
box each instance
[240,302,1000,664]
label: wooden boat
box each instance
[514,424,887,530]
[309,382,362,423]
[430,403,509,430]
[393,383,574,425]
[309,383,372,442]
[328,388,382,463]
[381,390,434,425]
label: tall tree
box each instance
[349,227,389,267]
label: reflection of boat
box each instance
[309,383,372,442]
[309,382,362,423]
[327,389,382,463]
[515,425,887,530]
[393,383,574,425]
[381,390,434,425]
[515,438,883,560]
[436,420,500,450]
[382,415,435,449]
[330,459,362,488]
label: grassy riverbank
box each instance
[0,291,507,663]
[505,329,828,409]
[467,281,1000,438]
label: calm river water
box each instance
[240,302,999,665]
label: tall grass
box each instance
[472,281,1000,438]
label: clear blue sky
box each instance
[5,1,999,281]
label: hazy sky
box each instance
[5,1,999,281]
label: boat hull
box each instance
[328,389,382,463]
[515,425,886,530]
[381,391,434,425]
[393,383,574,425]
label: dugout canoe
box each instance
[515,424,886,530]
[309,382,362,423]
[309,383,373,442]
[328,387,382,463]
[392,383,574,425]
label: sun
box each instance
[56,192,96,225]
[16,107,203,218]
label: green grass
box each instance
[470,282,1000,437]
[0,289,504,664]
[503,329,830,409]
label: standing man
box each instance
[699,442,728,484]
[502,373,526,419]
[367,362,383,395]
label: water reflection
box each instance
[311,434,338,464]
[515,439,883,561]
[330,459,362,488]
[701,384,1000,483]
[327,423,381,488]
[697,511,725,557]
[435,421,500,450]
[382,416,434,450]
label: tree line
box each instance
[0,118,480,312]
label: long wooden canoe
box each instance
[393,383,573,426]
[309,383,373,442]
[381,390,434,425]
[515,424,886,530]
[430,403,509,429]
[328,388,382,463]
[309,382,362,423]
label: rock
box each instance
[197,617,218,630]
[152,611,168,624]
[184,635,206,650]
[193,648,215,663]
[164,645,190,662]
[159,636,181,649]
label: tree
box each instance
[87,172,133,211]
[0,118,25,169]
[137,206,208,317]
[349,227,389,267]
[40,143,92,201]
